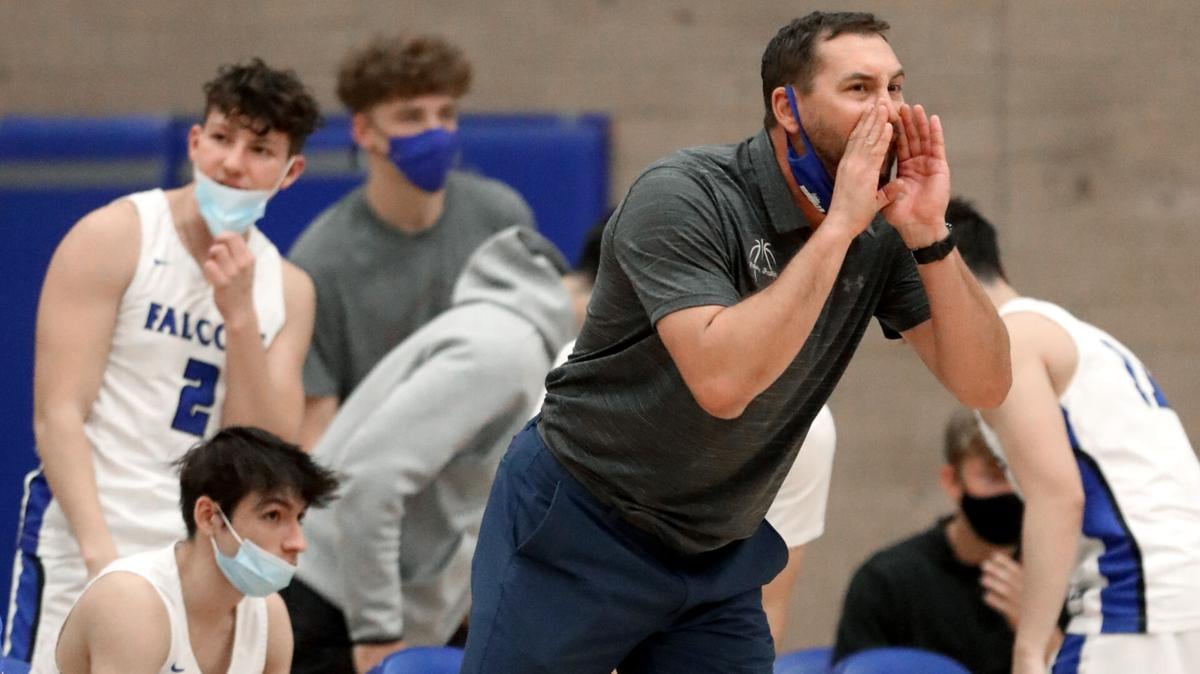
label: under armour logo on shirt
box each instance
[841,274,865,293]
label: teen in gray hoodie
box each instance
[283,226,575,673]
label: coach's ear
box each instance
[770,86,802,136]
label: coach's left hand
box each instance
[879,103,951,248]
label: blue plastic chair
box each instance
[369,646,464,674]
[775,645,834,673]
[832,647,970,674]
[0,656,32,674]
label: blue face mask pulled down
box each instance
[386,128,460,192]
[210,509,297,597]
[784,85,835,214]
[193,158,293,237]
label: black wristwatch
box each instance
[910,224,956,264]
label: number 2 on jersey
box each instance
[172,358,220,436]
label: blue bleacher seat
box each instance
[832,647,972,674]
[369,646,464,674]
[775,645,833,673]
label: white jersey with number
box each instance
[65,545,270,674]
[34,188,286,558]
[984,298,1200,636]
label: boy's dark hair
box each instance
[574,208,614,284]
[943,408,994,468]
[760,12,891,127]
[176,426,340,538]
[946,196,1008,283]
[336,34,473,113]
[202,58,322,155]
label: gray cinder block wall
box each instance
[5,0,1198,651]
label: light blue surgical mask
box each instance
[384,127,460,192]
[210,508,297,597]
[784,85,835,214]
[193,158,294,237]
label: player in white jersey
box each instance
[55,427,340,674]
[3,60,321,671]
[948,198,1200,674]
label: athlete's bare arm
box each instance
[55,572,171,674]
[657,103,893,419]
[979,312,1084,674]
[218,249,315,444]
[33,201,139,576]
[263,593,295,674]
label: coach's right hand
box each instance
[824,102,894,240]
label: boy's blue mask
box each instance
[783,85,835,214]
[210,508,297,597]
[193,158,293,237]
[385,127,460,192]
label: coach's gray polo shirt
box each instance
[540,129,930,555]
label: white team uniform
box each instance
[765,403,836,548]
[3,189,286,670]
[57,545,270,674]
[980,298,1200,674]
[544,341,837,549]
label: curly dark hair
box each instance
[760,12,891,127]
[176,426,341,538]
[336,34,472,113]
[202,58,322,155]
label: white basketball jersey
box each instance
[986,298,1200,635]
[70,545,269,674]
[765,404,836,548]
[35,189,286,558]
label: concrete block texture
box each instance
[5,0,1198,653]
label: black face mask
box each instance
[960,491,1024,546]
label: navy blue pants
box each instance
[461,419,787,673]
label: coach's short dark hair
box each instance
[761,12,891,127]
[176,426,340,538]
[337,34,472,113]
[202,58,322,155]
[946,196,1008,283]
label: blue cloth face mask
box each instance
[210,508,297,597]
[193,158,294,237]
[385,127,460,192]
[784,85,835,214]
